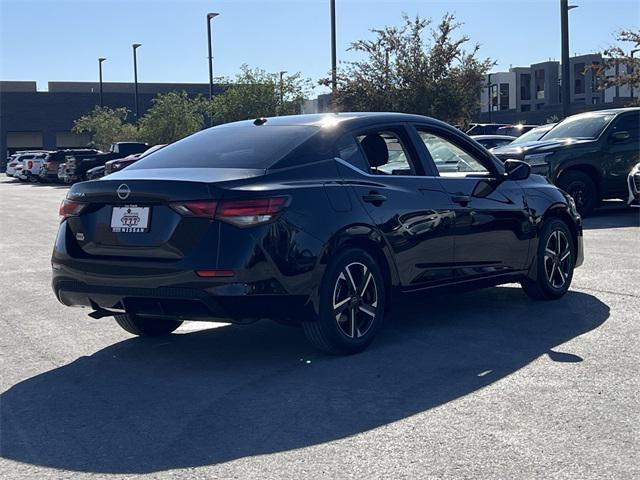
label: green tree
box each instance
[210,65,312,124]
[72,106,139,151]
[590,29,640,106]
[138,91,208,145]
[323,14,493,125]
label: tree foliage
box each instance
[138,91,207,145]
[323,14,493,125]
[210,65,312,124]
[72,106,139,151]
[591,29,640,105]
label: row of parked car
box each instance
[4,142,165,184]
[467,108,640,215]
[4,108,640,215]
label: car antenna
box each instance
[254,117,268,125]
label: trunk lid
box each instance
[66,167,265,259]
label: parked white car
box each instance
[5,152,41,178]
[20,152,51,182]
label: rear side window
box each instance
[130,125,319,170]
[336,135,369,171]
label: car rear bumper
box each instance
[52,274,312,322]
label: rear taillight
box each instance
[170,200,218,218]
[9,162,17,168]
[216,197,289,227]
[27,161,33,169]
[59,199,86,221]
[170,196,289,226]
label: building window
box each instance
[491,85,499,111]
[520,73,531,100]
[499,83,510,110]
[574,62,585,95]
[56,132,90,148]
[521,104,531,112]
[535,69,545,100]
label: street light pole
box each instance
[560,1,578,119]
[330,0,337,97]
[630,49,640,100]
[132,43,142,122]
[207,13,220,102]
[486,73,492,122]
[279,71,287,115]
[98,57,106,107]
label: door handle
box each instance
[451,194,471,205]
[362,192,387,205]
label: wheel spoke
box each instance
[345,266,358,293]
[549,263,557,284]
[359,304,376,317]
[545,247,555,257]
[350,307,357,338]
[560,248,571,261]
[557,267,566,285]
[333,296,350,319]
[360,271,373,297]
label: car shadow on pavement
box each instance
[582,202,639,230]
[0,286,609,474]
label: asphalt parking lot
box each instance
[0,176,638,479]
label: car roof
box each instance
[575,107,640,116]
[216,112,453,132]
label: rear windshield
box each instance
[129,124,319,170]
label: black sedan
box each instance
[52,113,583,354]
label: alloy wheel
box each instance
[544,230,572,289]
[332,262,378,339]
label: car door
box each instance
[602,111,640,198]
[335,124,456,288]
[411,124,532,280]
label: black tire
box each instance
[114,313,182,336]
[558,170,598,217]
[303,248,386,355]
[521,218,575,301]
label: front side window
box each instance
[611,113,640,140]
[417,131,489,175]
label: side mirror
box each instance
[504,159,531,181]
[610,131,631,143]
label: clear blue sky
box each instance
[1,0,638,94]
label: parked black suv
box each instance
[492,108,640,215]
[63,142,149,183]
